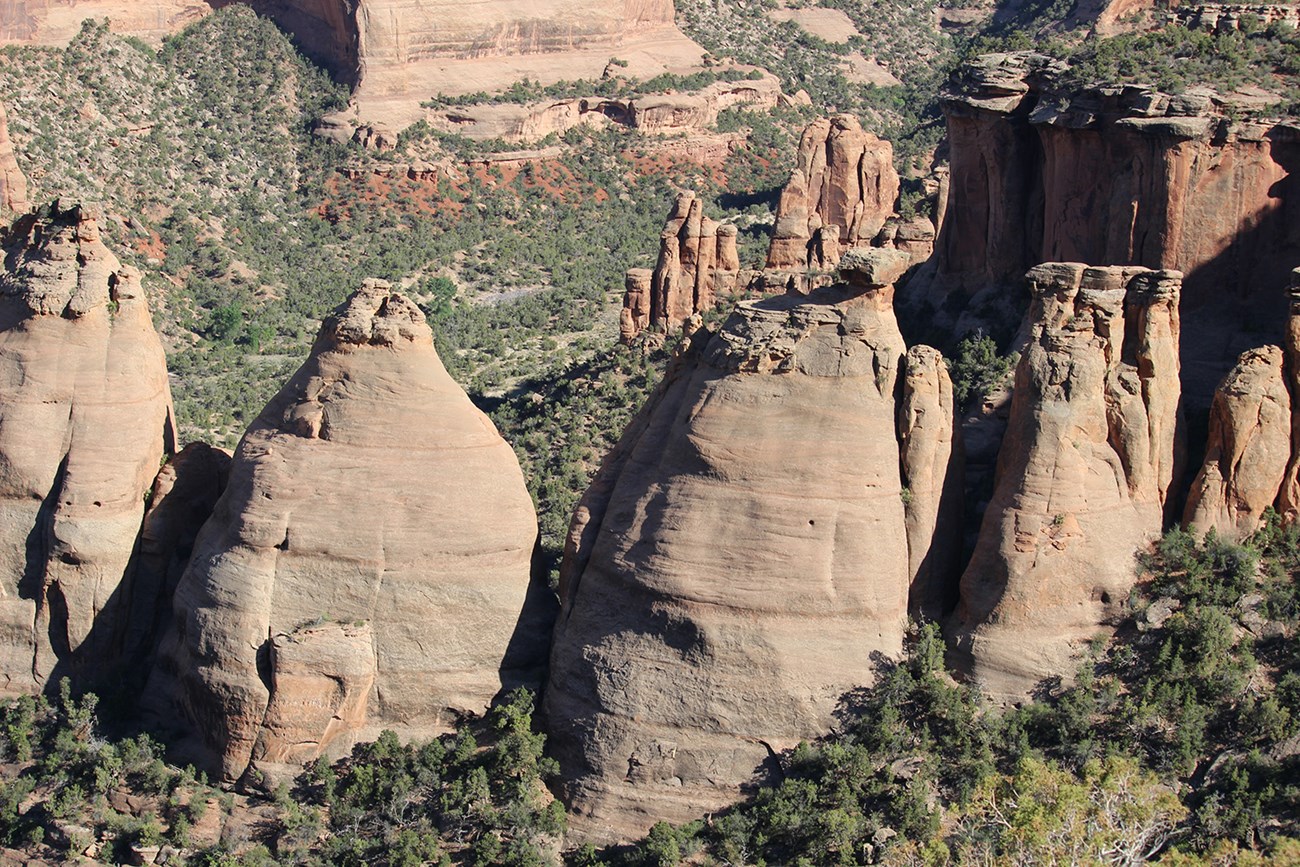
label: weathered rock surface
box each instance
[766,115,900,271]
[0,104,29,217]
[898,345,964,621]
[1184,346,1292,541]
[549,249,935,843]
[260,0,704,128]
[149,280,549,784]
[0,202,176,696]
[425,72,782,143]
[949,263,1183,701]
[0,0,214,46]
[621,192,742,343]
[123,443,232,675]
[929,52,1300,371]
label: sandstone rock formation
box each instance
[425,72,782,143]
[149,280,549,784]
[123,443,231,675]
[0,104,29,216]
[0,202,176,696]
[620,192,741,343]
[1183,346,1292,541]
[949,263,1183,701]
[549,248,958,842]
[898,345,963,621]
[1184,269,1300,538]
[766,115,900,271]
[0,0,214,46]
[932,52,1300,317]
[262,0,705,128]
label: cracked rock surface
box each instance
[148,280,550,785]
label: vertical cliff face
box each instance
[0,104,29,217]
[949,264,1183,701]
[0,0,216,46]
[766,115,900,271]
[0,202,176,696]
[932,52,1300,368]
[548,249,962,843]
[621,192,741,343]
[149,281,549,785]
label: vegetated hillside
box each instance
[0,523,1294,865]
[0,6,778,570]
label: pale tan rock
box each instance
[251,620,377,781]
[899,345,964,620]
[0,202,176,696]
[949,264,1183,702]
[1184,346,1292,541]
[766,115,900,271]
[0,104,28,216]
[0,0,213,46]
[548,260,913,843]
[149,280,548,783]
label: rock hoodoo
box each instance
[766,115,900,271]
[549,248,958,842]
[1185,269,1300,538]
[0,202,176,696]
[949,263,1183,701]
[0,103,29,217]
[149,280,548,784]
[620,192,742,343]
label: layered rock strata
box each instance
[549,248,959,842]
[766,115,900,271]
[934,52,1300,318]
[0,0,214,46]
[949,263,1183,701]
[0,202,176,695]
[150,280,548,784]
[621,192,741,343]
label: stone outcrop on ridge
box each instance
[548,248,961,843]
[620,192,741,343]
[0,202,176,695]
[949,263,1183,701]
[0,104,29,217]
[148,280,549,785]
[766,115,900,271]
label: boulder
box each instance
[149,280,550,784]
[548,250,929,842]
[0,202,176,695]
[949,264,1183,701]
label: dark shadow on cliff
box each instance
[496,537,560,699]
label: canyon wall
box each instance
[148,280,550,785]
[0,202,176,696]
[949,263,1183,701]
[932,52,1300,362]
[549,249,962,843]
[0,0,215,46]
